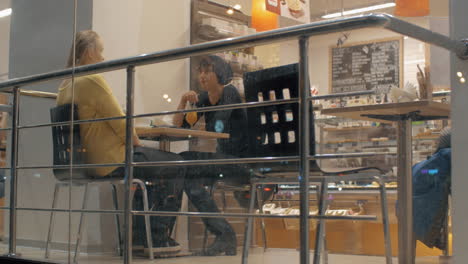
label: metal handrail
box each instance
[5,207,377,221]
[11,92,371,130]
[12,152,396,171]
[1,13,466,264]
[0,14,466,90]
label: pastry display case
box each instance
[253,184,447,257]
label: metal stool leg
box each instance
[73,184,89,263]
[313,180,328,264]
[45,183,61,259]
[132,179,154,260]
[323,236,328,264]
[203,184,216,252]
[442,196,451,257]
[256,186,267,251]
[261,217,267,252]
[111,184,122,256]
[241,183,257,264]
[221,186,227,212]
[378,179,393,264]
[317,182,329,264]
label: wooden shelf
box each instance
[414,135,439,140]
[231,65,261,76]
[324,136,437,145]
[362,145,396,149]
[191,0,250,45]
[196,25,237,41]
[322,126,375,132]
[324,139,368,144]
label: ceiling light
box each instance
[163,94,169,99]
[0,8,12,18]
[233,4,242,10]
[457,72,463,78]
[167,98,172,102]
[322,3,396,19]
[461,77,466,84]
[226,8,234,15]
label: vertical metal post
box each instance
[298,36,310,264]
[442,197,450,257]
[450,2,468,263]
[123,66,136,264]
[318,125,324,167]
[396,119,414,264]
[8,86,20,256]
[257,187,268,251]
[241,182,257,264]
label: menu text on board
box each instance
[330,39,401,94]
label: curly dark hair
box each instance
[198,55,233,85]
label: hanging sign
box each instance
[265,0,310,24]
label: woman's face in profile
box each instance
[84,37,105,65]
[93,37,105,63]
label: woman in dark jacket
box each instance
[173,55,250,256]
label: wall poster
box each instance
[265,0,310,24]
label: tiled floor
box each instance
[2,246,452,264]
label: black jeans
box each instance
[179,151,250,238]
[111,146,185,245]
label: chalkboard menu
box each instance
[330,38,402,94]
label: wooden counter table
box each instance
[135,126,229,152]
[321,101,449,123]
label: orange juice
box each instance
[186,111,198,127]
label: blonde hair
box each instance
[66,30,100,68]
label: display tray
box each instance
[275,185,398,192]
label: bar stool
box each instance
[240,64,393,264]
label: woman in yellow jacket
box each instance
[56,30,184,254]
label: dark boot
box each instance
[185,182,237,256]
[132,184,181,254]
[203,230,237,256]
[147,180,183,254]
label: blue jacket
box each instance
[412,148,451,249]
